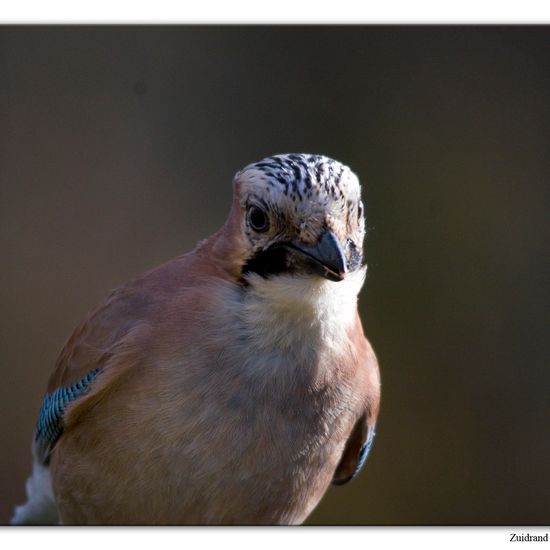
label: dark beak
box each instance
[289,229,347,282]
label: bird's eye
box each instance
[248,206,270,233]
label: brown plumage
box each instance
[12,154,380,525]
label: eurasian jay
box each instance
[12,153,380,525]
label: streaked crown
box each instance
[235,153,364,247]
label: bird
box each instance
[11,153,380,525]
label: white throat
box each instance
[240,266,366,354]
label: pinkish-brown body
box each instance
[13,154,380,525]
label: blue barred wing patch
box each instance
[35,369,101,447]
[355,424,376,476]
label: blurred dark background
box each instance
[0,26,548,525]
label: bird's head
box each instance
[223,154,365,284]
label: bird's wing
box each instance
[332,319,380,485]
[34,283,153,464]
[331,414,376,485]
[33,247,219,464]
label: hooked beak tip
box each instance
[290,229,347,282]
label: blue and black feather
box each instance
[355,424,376,475]
[35,368,101,449]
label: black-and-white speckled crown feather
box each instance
[237,153,361,207]
[236,153,364,243]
